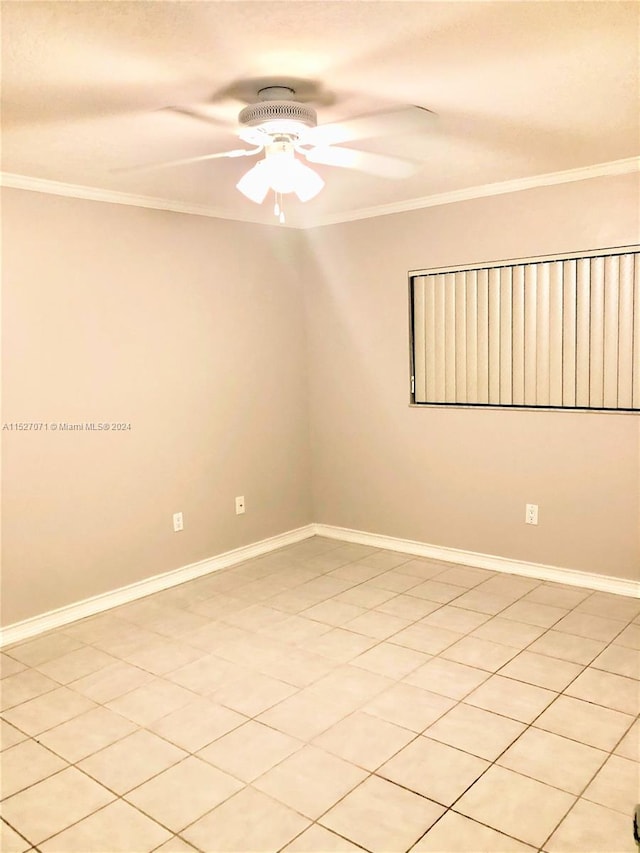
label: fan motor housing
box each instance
[239,100,317,130]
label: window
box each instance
[409,246,640,411]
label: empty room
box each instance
[1,2,639,852]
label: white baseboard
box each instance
[313,523,640,598]
[2,520,637,648]
[0,524,315,649]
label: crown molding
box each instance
[307,156,640,227]
[0,172,288,228]
[2,156,639,229]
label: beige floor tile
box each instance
[352,642,430,679]
[282,824,363,852]
[412,810,535,852]
[534,695,635,751]
[583,754,639,815]
[302,600,367,627]
[0,720,28,750]
[0,670,59,711]
[398,558,450,579]
[499,601,568,628]
[34,706,136,763]
[179,622,251,654]
[3,687,96,736]
[498,651,583,690]
[379,736,489,805]
[1,767,114,845]
[35,647,115,684]
[544,798,635,853]
[78,729,187,794]
[163,654,236,693]
[334,585,396,609]
[320,775,444,853]
[614,622,640,650]
[615,718,640,761]
[391,623,464,654]
[0,654,27,679]
[254,744,367,818]
[407,580,465,604]
[302,628,378,663]
[257,689,354,740]
[470,617,546,649]
[126,756,242,831]
[121,640,205,676]
[5,634,83,667]
[105,678,195,726]
[69,660,154,703]
[307,665,394,706]
[259,615,331,644]
[210,670,298,716]
[497,728,607,794]
[1,740,66,799]
[421,606,490,633]
[565,667,640,715]
[197,720,301,782]
[521,584,591,609]
[1,820,31,853]
[357,550,412,571]
[526,630,607,665]
[328,562,389,582]
[38,799,171,852]
[479,576,540,599]
[449,589,513,615]
[440,636,519,672]
[153,836,199,852]
[313,711,415,770]
[245,647,335,689]
[344,610,410,640]
[591,643,640,679]
[464,674,557,723]
[576,591,640,622]
[149,697,247,752]
[425,703,525,760]
[552,611,626,642]
[405,657,489,699]
[367,572,423,593]
[429,566,494,588]
[455,765,575,847]
[363,683,456,732]
[376,594,440,620]
[182,786,310,853]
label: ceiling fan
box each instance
[129,80,433,221]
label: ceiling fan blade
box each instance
[117,146,262,174]
[160,106,235,129]
[302,105,434,147]
[304,145,419,179]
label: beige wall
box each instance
[1,189,312,625]
[2,174,638,627]
[303,173,640,580]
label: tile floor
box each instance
[1,536,639,853]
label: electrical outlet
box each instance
[525,504,539,525]
[173,512,183,532]
[235,496,245,515]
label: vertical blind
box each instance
[411,247,640,410]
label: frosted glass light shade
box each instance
[236,150,324,204]
[236,162,270,203]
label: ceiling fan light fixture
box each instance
[291,159,324,201]
[236,161,270,203]
[236,142,324,205]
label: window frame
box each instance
[408,244,640,414]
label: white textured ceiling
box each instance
[2,1,639,226]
